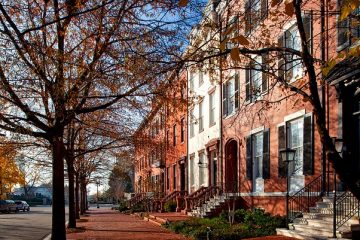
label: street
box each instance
[0,206,68,240]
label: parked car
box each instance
[15,201,30,212]
[0,200,18,213]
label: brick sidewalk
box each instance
[66,208,189,240]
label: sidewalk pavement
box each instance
[66,208,189,240]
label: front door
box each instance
[210,150,218,186]
[225,140,238,192]
[180,163,186,191]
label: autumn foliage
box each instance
[0,144,24,200]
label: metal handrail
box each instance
[288,174,323,222]
[127,192,146,208]
[336,191,360,230]
[184,186,221,212]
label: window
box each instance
[225,16,239,49]
[246,55,268,102]
[190,108,195,138]
[223,73,239,117]
[199,101,204,132]
[246,129,270,189]
[166,167,170,190]
[278,13,312,82]
[199,152,205,185]
[173,124,177,146]
[181,83,186,100]
[166,130,170,149]
[245,0,268,35]
[199,71,204,86]
[189,155,195,186]
[173,165,177,190]
[288,118,304,175]
[337,5,360,49]
[209,91,216,126]
[278,113,313,177]
[189,72,194,92]
[253,133,264,179]
[180,118,185,143]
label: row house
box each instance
[134,105,166,196]
[133,0,360,237]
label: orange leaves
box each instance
[339,0,360,21]
[284,2,294,17]
[220,35,250,52]
[0,145,24,198]
[178,0,188,7]
[322,59,337,77]
[232,35,250,46]
[271,0,282,7]
[230,48,241,61]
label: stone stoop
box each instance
[145,215,168,226]
[276,196,360,240]
[187,195,230,218]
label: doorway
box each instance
[180,162,186,191]
[225,140,238,192]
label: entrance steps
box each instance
[187,194,237,218]
[143,212,190,226]
[276,196,360,239]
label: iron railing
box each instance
[288,174,324,222]
[184,186,221,212]
[335,191,360,230]
[127,192,146,208]
[152,190,188,212]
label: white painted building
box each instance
[187,68,221,192]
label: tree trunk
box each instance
[67,159,76,228]
[75,172,80,219]
[80,176,86,214]
[51,137,66,240]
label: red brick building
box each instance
[132,2,359,234]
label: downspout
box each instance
[320,0,327,195]
[186,66,189,193]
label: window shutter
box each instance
[278,125,286,177]
[245,67,251,102]
[245,1,251,35]
[222,83,227,117]
[235,73,239,109]
[261,54,268,92]
[278,35,285,81]
[284,30,293,81]
[303,113,314,175]
[263,129,270,179]
[261,0,268,20]
[303,12,313,54]
[246,135,253,180]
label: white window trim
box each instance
[249,125,265,135]
[284,109,306,122]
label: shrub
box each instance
[129,203,145,213]
[118,201,129,212]
[165,209,286,239]
[164,201,177,212]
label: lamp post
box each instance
[280,148,296,227]
[96,179,100,209]
[331,137,343,238]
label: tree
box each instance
[0,1,201,239]
[0,144,24,199]
[108,156,134,202]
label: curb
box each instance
[42,221,69,240]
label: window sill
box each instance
[209,122,216,128]
[199,129,204,133]
[223,111,237,120]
